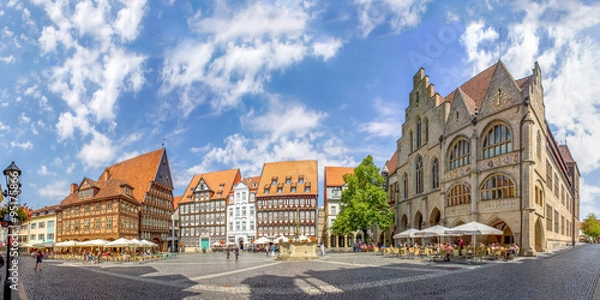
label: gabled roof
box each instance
[60,178,138,207]
[180,169,241,204]
[385,151,398,175]
[97,149,165,203]
[559,145,575,163]
[173,195,183,210]
[446,63,498,108]
[325,166,354,187]
[516,76,531,89]
[32,204,60,215]
[257,160,318,197]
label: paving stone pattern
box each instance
[17,245,600,299]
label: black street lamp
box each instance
[3,161,21,300]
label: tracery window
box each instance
[431,158,439,189]
[482,124,512,159]
[480,174,515,200]
[447,184,471,206]
[449,139,470,170]
[415,156,423,194]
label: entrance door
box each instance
[201,238,210,250]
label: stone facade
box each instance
[394,61,580,256]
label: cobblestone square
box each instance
[12,244,600,299]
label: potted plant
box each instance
[0,203,32,227]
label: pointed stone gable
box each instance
[180,169,241,205]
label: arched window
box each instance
[416,117,422,148]
[409,131,413,152]
[447,184,471,206]
[480,174,515,200]
[431,158,439,189]
[535,185,544,206]
[402,173,408,199]
[449,138,470,170]
[482,124,512,159]
[424,118,429,143]
[415,156,423,194]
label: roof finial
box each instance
[162,136,165,148]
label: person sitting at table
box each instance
[505,243,518,259]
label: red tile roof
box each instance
[385,151,398,175]
[559,145,575,163]
[180,169,241,204]
[59,178,138,207]
[257,160,318,197]
[97,149,165,203]
[173,195,183,209]
[325,166,354,187]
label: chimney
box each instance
[71,183,78,194]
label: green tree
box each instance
[331,155,394,244]
[581,213,600,241]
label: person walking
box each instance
[320,244,325,256]
[265,245,270,257]
[234,246,240,262]
[226,246,231,260]
[34,249,44,271]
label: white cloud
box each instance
[38,180,69,198]
[460,19,499,75]
[0,122,9,131]
[66,162,76,174]
[182,96,356,188]
[11,141,33,150]
[34,0,148,167]
[161,1,343,116]
[580,177,600,218]
[77,132,116,169]
[0,55,15,63]
[358,97,403,138]
[355,0,430,38]
[312,38,343,61]
[38,165,55,176]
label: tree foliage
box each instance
[581,213,600,240]
[331,155,394,239]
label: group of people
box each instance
[353,241,376,252]
[225,246,240,261]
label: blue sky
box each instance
[1,0,600,217]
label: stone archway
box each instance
[429,208,441,226]
[535,218,545,252]
[400,215,408,231]
[414,211,423,230]
[489,219,514,245]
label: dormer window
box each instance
[264,188,270,194]
[298,175,305,184]
[291,187,297,192]
[271,176,278,186]
[285,175,292,184]
[124,186,132,196]
[78,189,93,199]
[277,187,283,193]
[304,186,311,192]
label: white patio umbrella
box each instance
[296,235,309,242]
[211,241,222,246]
[32,241,56,248]
[415,225,458,250]
[445,221,503,247]
[254,237,272,244]
[445,222,503,235]
[140,240,158,247]
[393,228,420,239]
[55,240,81,247]
[105,238,134,247]
[79,239,107,247]
[129,239,143,246]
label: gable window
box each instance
[481,174,515,200]
[415,156,423,195]
[449,139,470,170]
[482,124,512,159]
[432,158,439,189]
[78,189,93,199]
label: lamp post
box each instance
[3,162,21,300]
